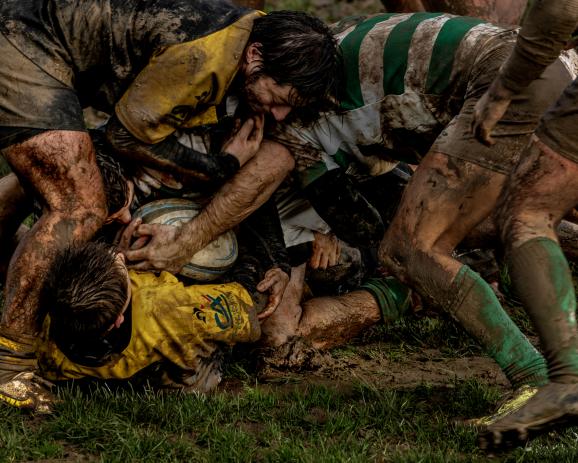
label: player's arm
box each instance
[106,115,241,184]
[472,0,578,145]
[107,115,263,186]
[109,19,262,183]
[500,0,578,94]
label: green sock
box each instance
[360,276,413,322]
[509,237,578,382]
[448,265,548,389]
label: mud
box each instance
[249,338,509,391]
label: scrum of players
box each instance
[1,0,578,451]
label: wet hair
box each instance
[249,10,342,122]
[91,130,130,215]
[40,242,128,343]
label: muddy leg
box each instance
[297,276,413,350]
[480,137,578,449]
[379,152,547,390]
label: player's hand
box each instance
[222,114,264,166]
[471,78,514,146]
[117,219,189,273]
[310,231,340,270]
[256,267,290,320]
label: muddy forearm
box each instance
[177,140,293,258]
[106,115,240,183]
[499,0,578,93]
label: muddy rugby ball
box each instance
[133,198,238,281]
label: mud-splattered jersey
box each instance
[0,0,262,142]
[37,271,260,387]
[274,13,515,187]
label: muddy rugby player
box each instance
[0,0,340,412]
[272,11,578,425]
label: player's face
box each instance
[105,179,135,225]
[243,75,295,122]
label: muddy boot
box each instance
[0,372,54,413]
[478,382,578,451]
[0,328,54,414]
[463,384,538,428]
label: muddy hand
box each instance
[310,231,340,270]
[122,223,190,273]
[222,114,264,166]
[471,78,514,146]
[256,267,290,320]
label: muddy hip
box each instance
[432,58,575,174]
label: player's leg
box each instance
[379,151,547,391]
[296,277,413,350]
[480,90,578,446]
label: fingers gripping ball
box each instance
[133,199,238,281]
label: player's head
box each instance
[41,242,131,344]
[92,131,134,225]
[242,10,341,123]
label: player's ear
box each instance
[109,313,125,331]
[245,42,263,64]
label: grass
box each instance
[0,300,576,462]
[0,369,577,462]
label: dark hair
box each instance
[41,242,128,343]
[91,130,130,215]
[249,10,342,120]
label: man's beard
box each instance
[241,73,264,114]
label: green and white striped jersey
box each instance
[276,13,515,187]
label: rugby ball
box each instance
[132,198,238,281]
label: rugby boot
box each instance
[478,382,578,450]
[464,385,538,428]
[0,328,54,413]
[0,371,54,414]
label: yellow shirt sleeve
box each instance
[115,11,263,144]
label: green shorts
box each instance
[433,52,574,174]
[536,76,578,163]
[0,31,85,149]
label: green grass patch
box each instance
[0,378,576,462]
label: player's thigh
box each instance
[384,151,506,255]
[498,137,578,246]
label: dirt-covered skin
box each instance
[498,138,578,381]
[296,290,382,350]
[379,152,505,308]
[1,131,107,334]
[121,140,294,272]
[380,0,528,25]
